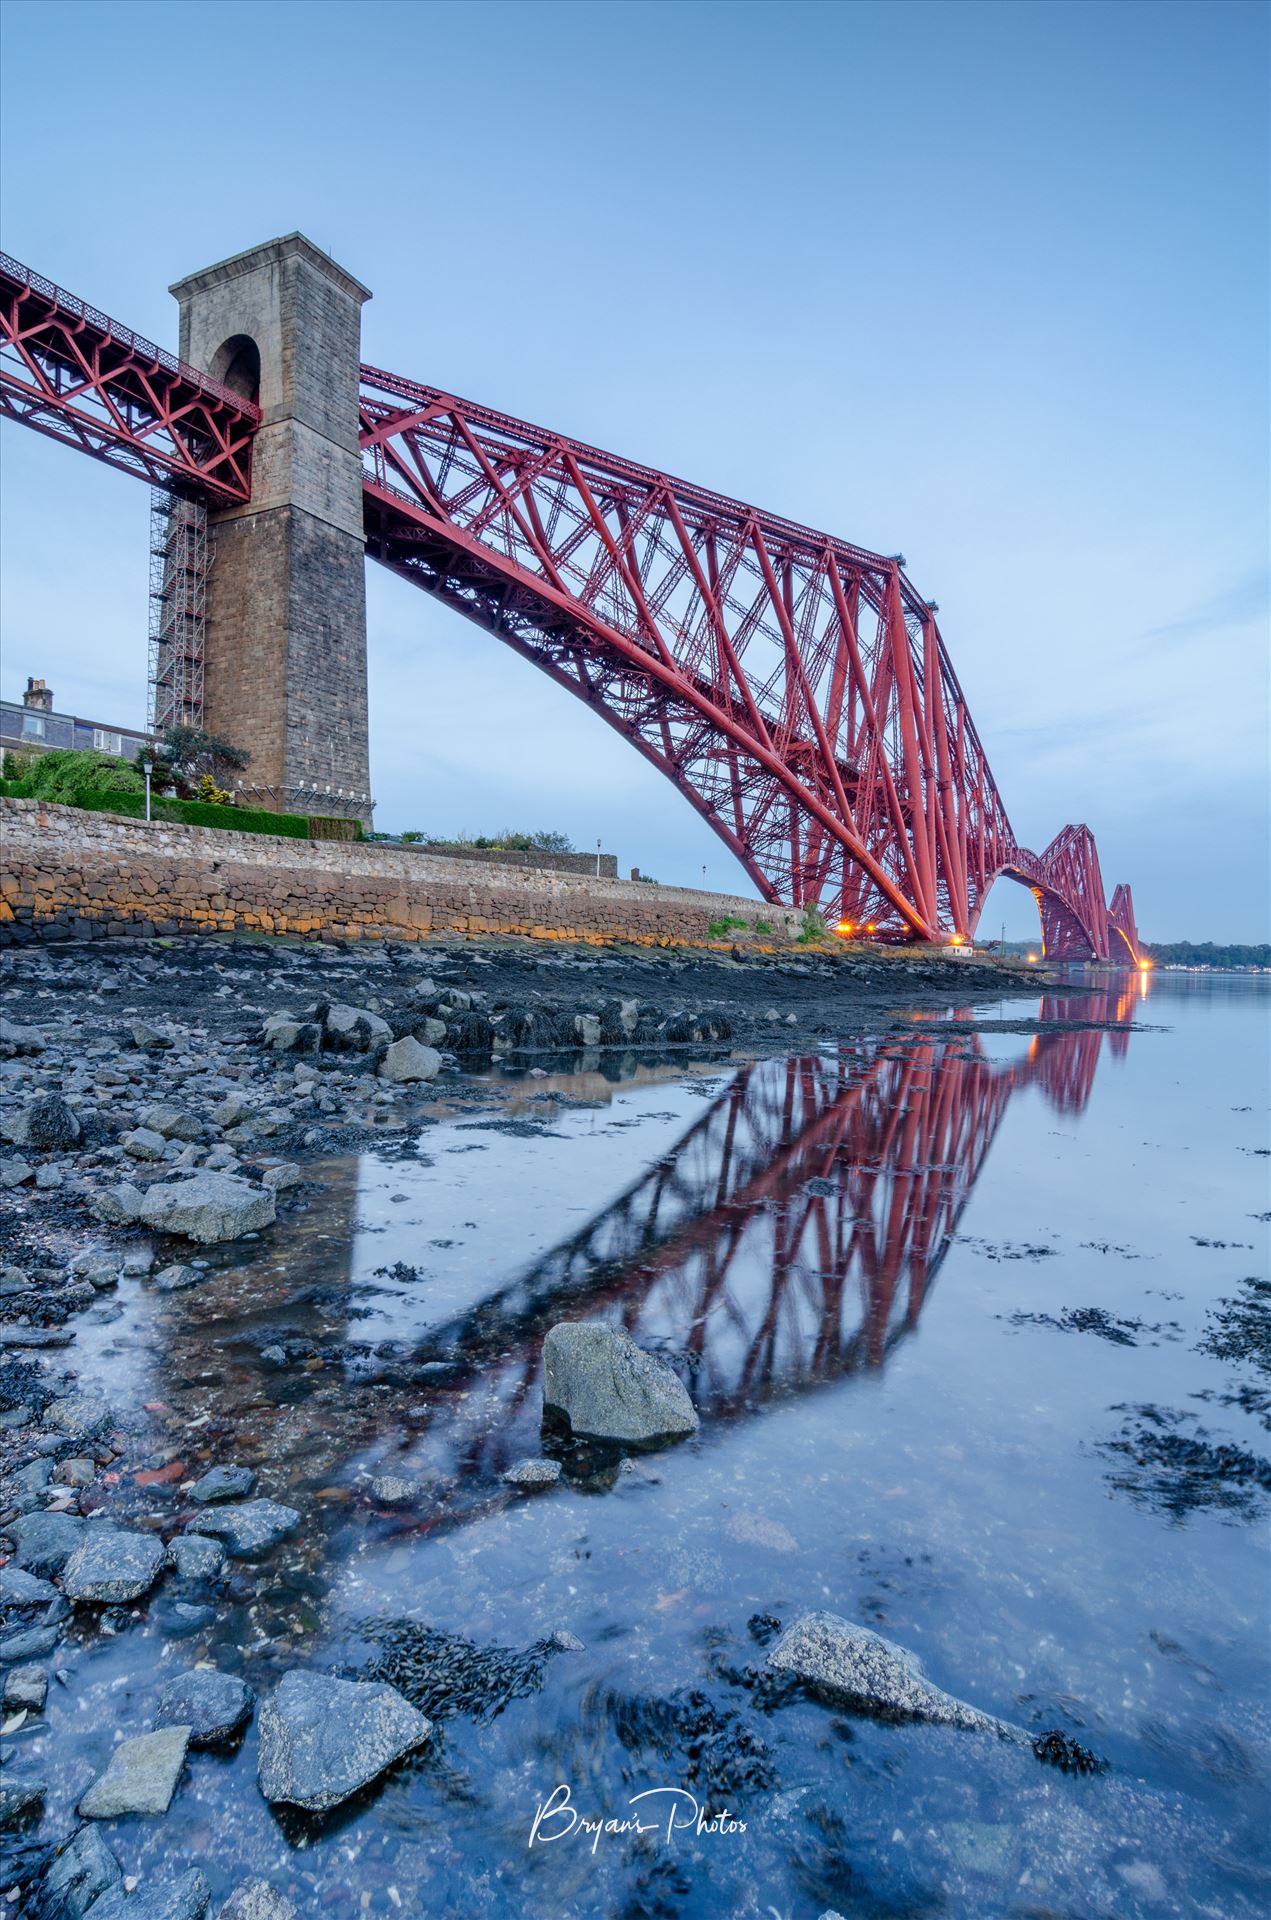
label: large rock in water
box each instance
[217,1882,297,1920]
[138,1171,275,1244]
[256,1670,432,1811]
[88,1870,209,1920]
[62,1528,165,1603]
[9,1509,85,1577]
[38,1825,122,1918]
[220,1873,299,1920]
[78,1726,191,1818]
[155,1669,254,1746]
[767,1612,1015,1738]
[542,1322,698,1443]
[187,1499,299,1559]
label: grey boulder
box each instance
[0,1777,45,1826]
[155,1669,254,1746]
[190,1464,255,1504]
[217,1882,297,1920]
[0,1016,44,1057]
[502,1457,563,1487]
[38,1824,122,1918]
[63,1528,165,1604]
[139,1170,275,1244]
[767,1612,1016,1738]
[323,1004,391,1052]
[542,1321,698,1442]
[45,1392,113,1440]
[9,1509,85,1576]
[377,1036,441,1083]
[89,1871,209,1920]
[187,1498,299,1558]
[368,1473,419,1506]
[167,1534,225,1581]
[78,1725,191,1818]
[0,1564,59,1608]
[256,1670,432,1812]
[152,1262,202,1292]
[129,1023,172,1051]
[141,1104,204,1143]
[3,1092,81,1150]
[91,1182,145,1227]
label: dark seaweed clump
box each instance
[1007,1306,1169,1346]
[1099,1404,1271,1522]
[606,1684,776,1796]
[1198,1275,1271,1372]
[1033,1729,1104,1773]
[0,1355,54,1417]
[353,1617,559,1723]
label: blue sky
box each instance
[1,0,1266,941]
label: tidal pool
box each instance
[10,970,1270,1918]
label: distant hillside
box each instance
[984,937,1269,970]
[1144,941,1271,970]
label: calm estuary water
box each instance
[15,970,1271,1918]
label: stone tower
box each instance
[169,235,372,820]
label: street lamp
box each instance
[596,837,602,878]
[139,753,154,823]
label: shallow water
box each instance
[10,970,1271,1918]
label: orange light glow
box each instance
[1027,953,1039,963]
[949,934,965,946]
[837,921,853,935]
[865,923,876,934]
[1138,958,1152,971]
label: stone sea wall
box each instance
[0,799,796,947]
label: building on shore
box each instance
[1,677,151,764]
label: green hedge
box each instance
[3,784,310,838]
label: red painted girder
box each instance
[358,364,1023,942]
[0,250,1144,958]
[0,253,258,504]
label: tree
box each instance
[158,726,251,798]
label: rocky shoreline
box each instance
[1,932,1058,1913]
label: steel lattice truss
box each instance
[0,255,258,504]
[359,365,1141,956]
[0,252,1142,958]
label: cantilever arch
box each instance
[169,234,372,822]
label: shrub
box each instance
[157,725,250,795]
[194,772,235,807]
[19,748,145,804]
[796,907,829,945]
[2,747,36,782]
[754,919,772,934]
[70,789,309,837]
[708,915,750,939]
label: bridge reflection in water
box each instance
[376,982,1140,1505]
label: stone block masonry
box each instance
[0,801,798,948]
[169,235,372,822]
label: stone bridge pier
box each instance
[170,234,372,822]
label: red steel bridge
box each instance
[0,251,1143,962]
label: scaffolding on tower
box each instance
[148,487,208,732]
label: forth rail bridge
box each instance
[0,235,1142,962]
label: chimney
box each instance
[23,677,53,713]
